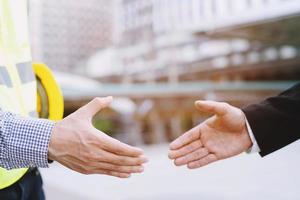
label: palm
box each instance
[200,109,249,159]
[169,101,251,169]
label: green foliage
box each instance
[92,118,115,136]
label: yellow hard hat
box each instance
[33,63,64,120]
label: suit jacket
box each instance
[242,82,300,156]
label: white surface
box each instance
[41,141,300,200]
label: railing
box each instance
[153,0,300,33]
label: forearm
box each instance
[242,83,300,156]
[0,110,54,169]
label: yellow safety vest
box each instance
[0,0,36,189]
[0,0,63,189]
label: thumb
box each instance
[75,96,113,118]
[194,100,228,116]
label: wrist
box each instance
[48,122,60,161]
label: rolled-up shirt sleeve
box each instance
[0,110,54,169]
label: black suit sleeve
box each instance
[242,82,300,156]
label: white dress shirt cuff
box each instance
[245,117,261,154]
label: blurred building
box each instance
[28,0,300,83]
[90,0,300,84]
[28,0,300,145]
[84,0,300,144]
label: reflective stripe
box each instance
[0,66,12,87]
[0,168,28,189]
[16,62,34,83]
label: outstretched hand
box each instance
[48,96,148,178]
[168,101,252,169]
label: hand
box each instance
[48,96,148,178]
[168,101,252,169]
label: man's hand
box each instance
[48,96,147,178]
[168,101,252,169]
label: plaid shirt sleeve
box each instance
[0,110,54,169]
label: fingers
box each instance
[85,162,144,174]
[187,154,218,169]
[195,100,228,116]
[94,162,144,174]
[174,148,209,166]
[168,140,202,159]
[91,169,131,178]
[92,131,148,166]
[62,157,144,178]
[101,133,144,157]
[81,159,145,174]
[169,125,201,150]
[101,151,148,166]
[75,164,132,178]
[76,96,113,118]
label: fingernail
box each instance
[99,96,113,104]
[105,96,113,101]
[135,147,144,154]
[174,158,184,166]
[125,174,131,178]
[187,163,196,169]
[121,173,131,178]
[140,156,149,163]
[169,142,178,150]
[195,101,202,106]
[137,166,144,172]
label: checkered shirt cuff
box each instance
[0,111,54,169]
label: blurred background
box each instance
[28,0,300,199]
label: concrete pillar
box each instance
[169,114,183,140]
[149,110,168,143]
